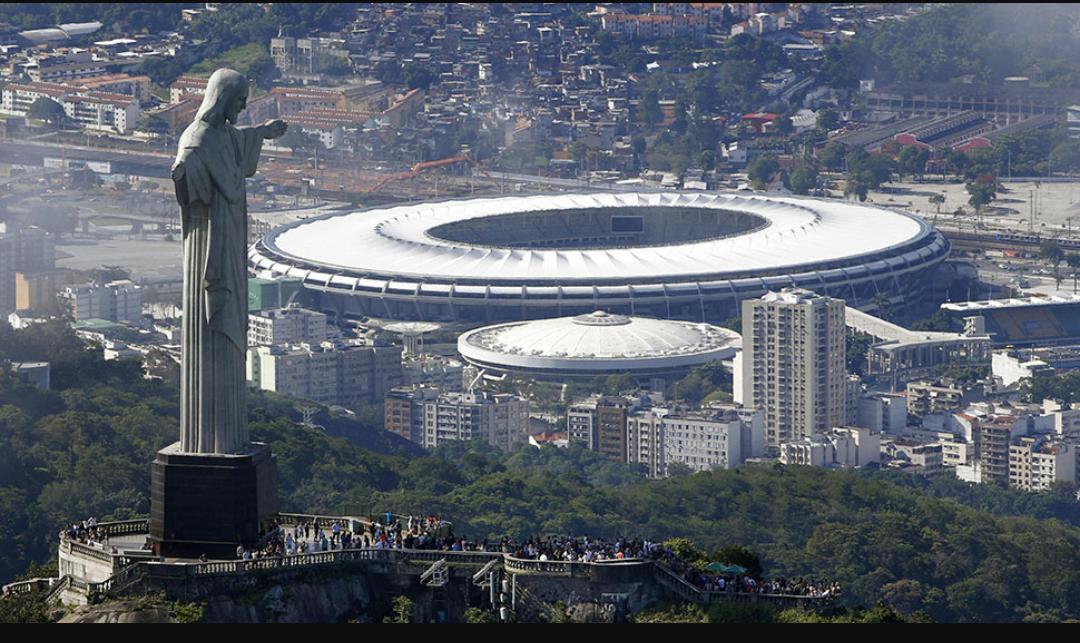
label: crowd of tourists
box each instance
[248,513,456,560]
[234,514,837,599]
[59,517,106,548]
[672,566,840,598]
[495,535,657,562]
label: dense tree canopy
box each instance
[821,4,1080,87]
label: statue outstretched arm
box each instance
[259,119,287,139]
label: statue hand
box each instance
[172,163,186,182]
[263,120,287,139]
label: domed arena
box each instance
[457,311,742,382]
[249,191,949,323]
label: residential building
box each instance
[974,418,1015,486]
[0,224,55,317]
[10,361,50,391]
[992,349,1054,387]
[169,76,207,104]
[247,339,402,408]
[70,73,151,101]
[741,288,847,449]
[828,426,881,467]
[663,407,757,474]
[779,427,880,468]
[64,280,142,323]
[1,81,140,133]
[568,398,600,448]
[907,381,965,416]
[384,384,441,443]
[247,304,328,347]
[401,354,465,391]
[779,435,834,467]
[15,270,78,313]
[855,393,908,434]
[421,390,529,450]
[596,396,633,462]
[626,407,666,478]
[1009,436,1076,491]
[885,440,944,475]
[270,35,349,75]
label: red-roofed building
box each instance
[741,112,778,134]
[1,81,140,133]
[169,76,208,104]
[529,430,568,448]
[71,73,151,101]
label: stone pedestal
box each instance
[150,441,278,560]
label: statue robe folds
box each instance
[174,121,263,454]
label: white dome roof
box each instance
[458,312,741,373]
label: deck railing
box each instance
[1,577,54,597]
[49,515,836,611]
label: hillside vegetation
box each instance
[2,321,1080,622]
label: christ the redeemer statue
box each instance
[172,68,287,454]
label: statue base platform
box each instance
[150,441,278,560]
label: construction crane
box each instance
[363,154,473,194]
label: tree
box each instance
[929,193,945,214]
[845,149,895,191]
[89,266,131,283]
[817,141,846,172]
[944,149,969,178]
[569,141,588,165]
[27,97,66,127]
[641,90,663,128]
[788,164,818,195]
[897,146,930,179]
[134,114,169,136]
[816,109,840,132]
[698,150,716,172]
[1039,240,1065,287]
[383,595,413,623]
[747,155,779,191]
[34,207,77,240]
[966,179,996,224]
[710,545,764,579]
[404,64,436,90]
[844,175,870,202]
[464,607,498,623]
[1067,253,1080,294]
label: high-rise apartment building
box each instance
[566,395,635,461]
[0,224,55,317]
[627,407,667,478]
[741,288,846,448]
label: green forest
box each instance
[822,4,1080,88]
[2,321,1080,622]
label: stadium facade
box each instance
[249,192,949,324]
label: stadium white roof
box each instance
[458,311,741,372]
[263,192,929,283]
[941,294,1080,311]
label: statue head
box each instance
[195,68,250,126]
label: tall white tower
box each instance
[741,288,847,449]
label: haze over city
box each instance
[2,2,1080,624]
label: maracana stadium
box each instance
[249,191,949,324]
